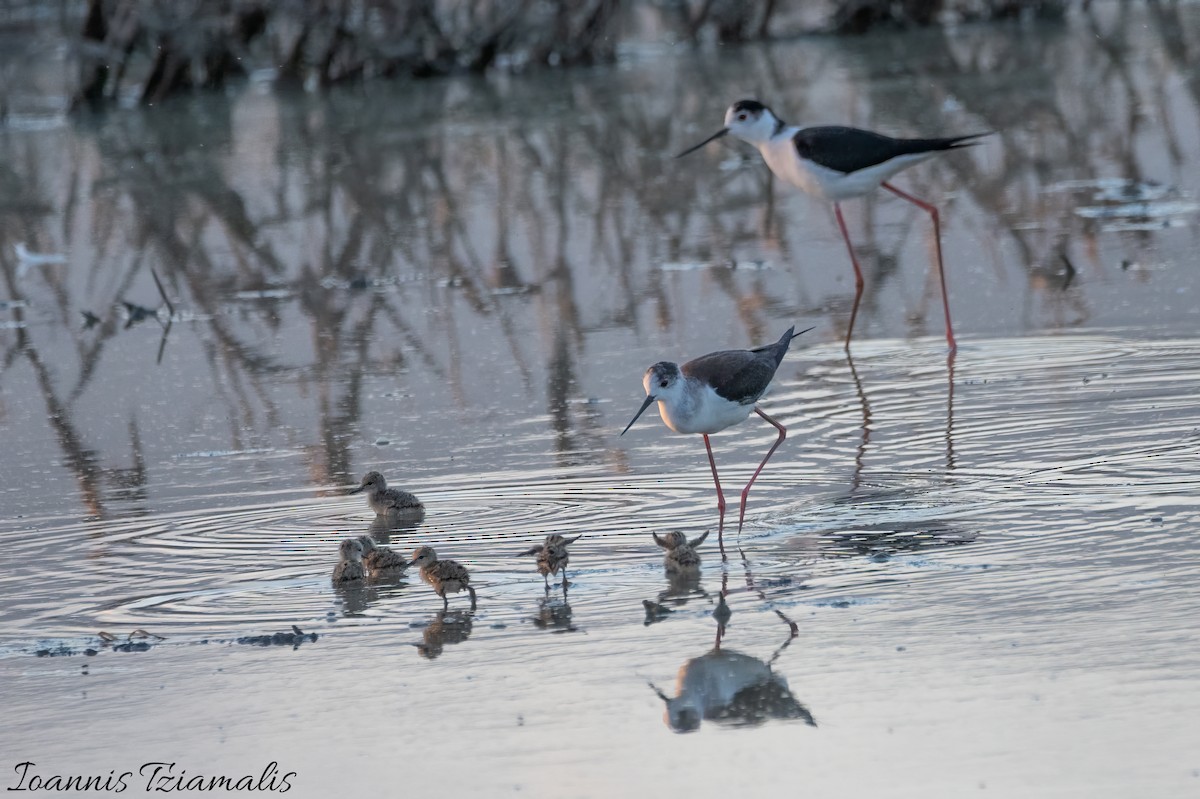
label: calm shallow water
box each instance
[3,3,1200,797]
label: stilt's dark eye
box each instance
[659,379,669,388]
[737,113,747,121]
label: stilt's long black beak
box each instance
[621,394,657,436]
[348,484,365,494]
[676,128,729,158]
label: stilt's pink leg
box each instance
[703,434,725,514]
[882,181,956,354]
[736,408,787,534]
[704,434,728,545]
[834,202,866,351]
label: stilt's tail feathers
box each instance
[753,325,814,366]
[943,132,992,149]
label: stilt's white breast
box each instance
[759,134,827,198]
[656,382,754,435]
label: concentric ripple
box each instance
[3,334,1199,664]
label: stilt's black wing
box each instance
[794,126,987,174]
[684,326,802,405]
[682,350,777,406]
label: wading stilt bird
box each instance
[357,536,409,580]
[678,100,989,353]
[520,534,581,590]
[350,471,423,516]
[623,327,809,539]
[653,531,709,575]
[332,538,366,583]
[408,546,477,610]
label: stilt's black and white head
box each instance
[723,100,783,144]
[676,100,784,157]
[621,362,683,436]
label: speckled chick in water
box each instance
[357,535,408,579]
[520,534,581,588]
[408,546,477,609]
[332,538,366,583]
[653,530,709,574]
[350,471,423,516]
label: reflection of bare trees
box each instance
[877,1,1194,328]
[1,6,1195,514]
[830,0,1070,35]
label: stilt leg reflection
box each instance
[847,351,873,493]
[834,202,866,351]
[946,350,957,471]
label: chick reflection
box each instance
[650,623,814,733]
[365,511,425,546]
[530,595,577,634]
[413,610,474,659]
[333,581,379,616]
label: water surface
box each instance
[2,4,1199,797]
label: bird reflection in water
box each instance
[413,610,474,659]
[662,567,706,602]
[712,593,732,637]
[332,581,379,617]
[821,520,976,561]
[531,594,576,634]
[364,512,425,547]
[642,600,674,626]
[649,613,813,733]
